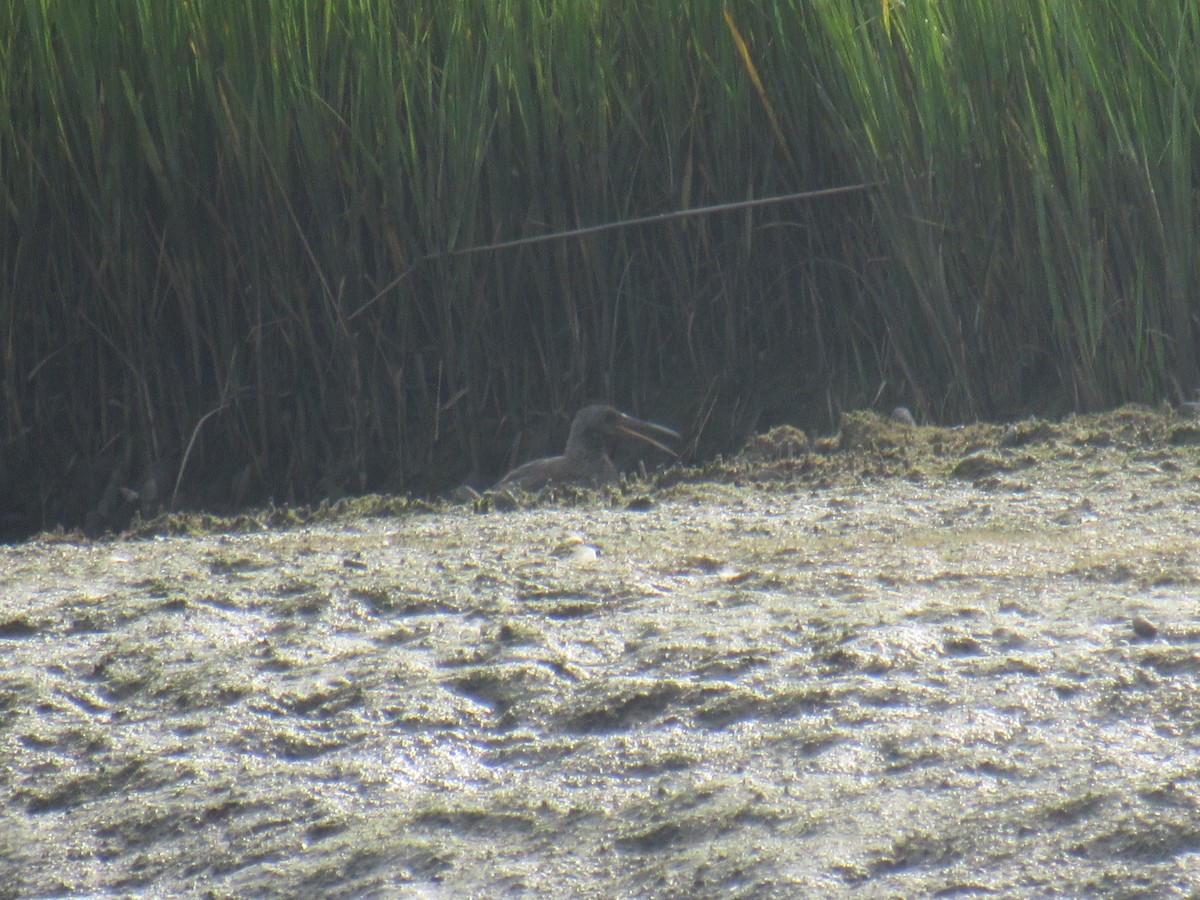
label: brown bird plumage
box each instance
[495,405,679,492]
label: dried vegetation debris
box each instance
[53,402,1198,541]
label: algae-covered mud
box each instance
[4,407,1200,898]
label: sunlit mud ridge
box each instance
[3,406,1200,897]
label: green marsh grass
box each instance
[809,0,1200,410]
[2,0,1198,535]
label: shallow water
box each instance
[3,411,1200,897]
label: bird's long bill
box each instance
[615,414,680,457]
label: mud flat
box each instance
[3,407,1200,897]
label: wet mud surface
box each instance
[3,407,1200,897]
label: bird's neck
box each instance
[563,435,611,466]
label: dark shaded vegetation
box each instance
[3,0,1199,539]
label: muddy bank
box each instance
[2,407,1200,897]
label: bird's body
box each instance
[495,405,679,492]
